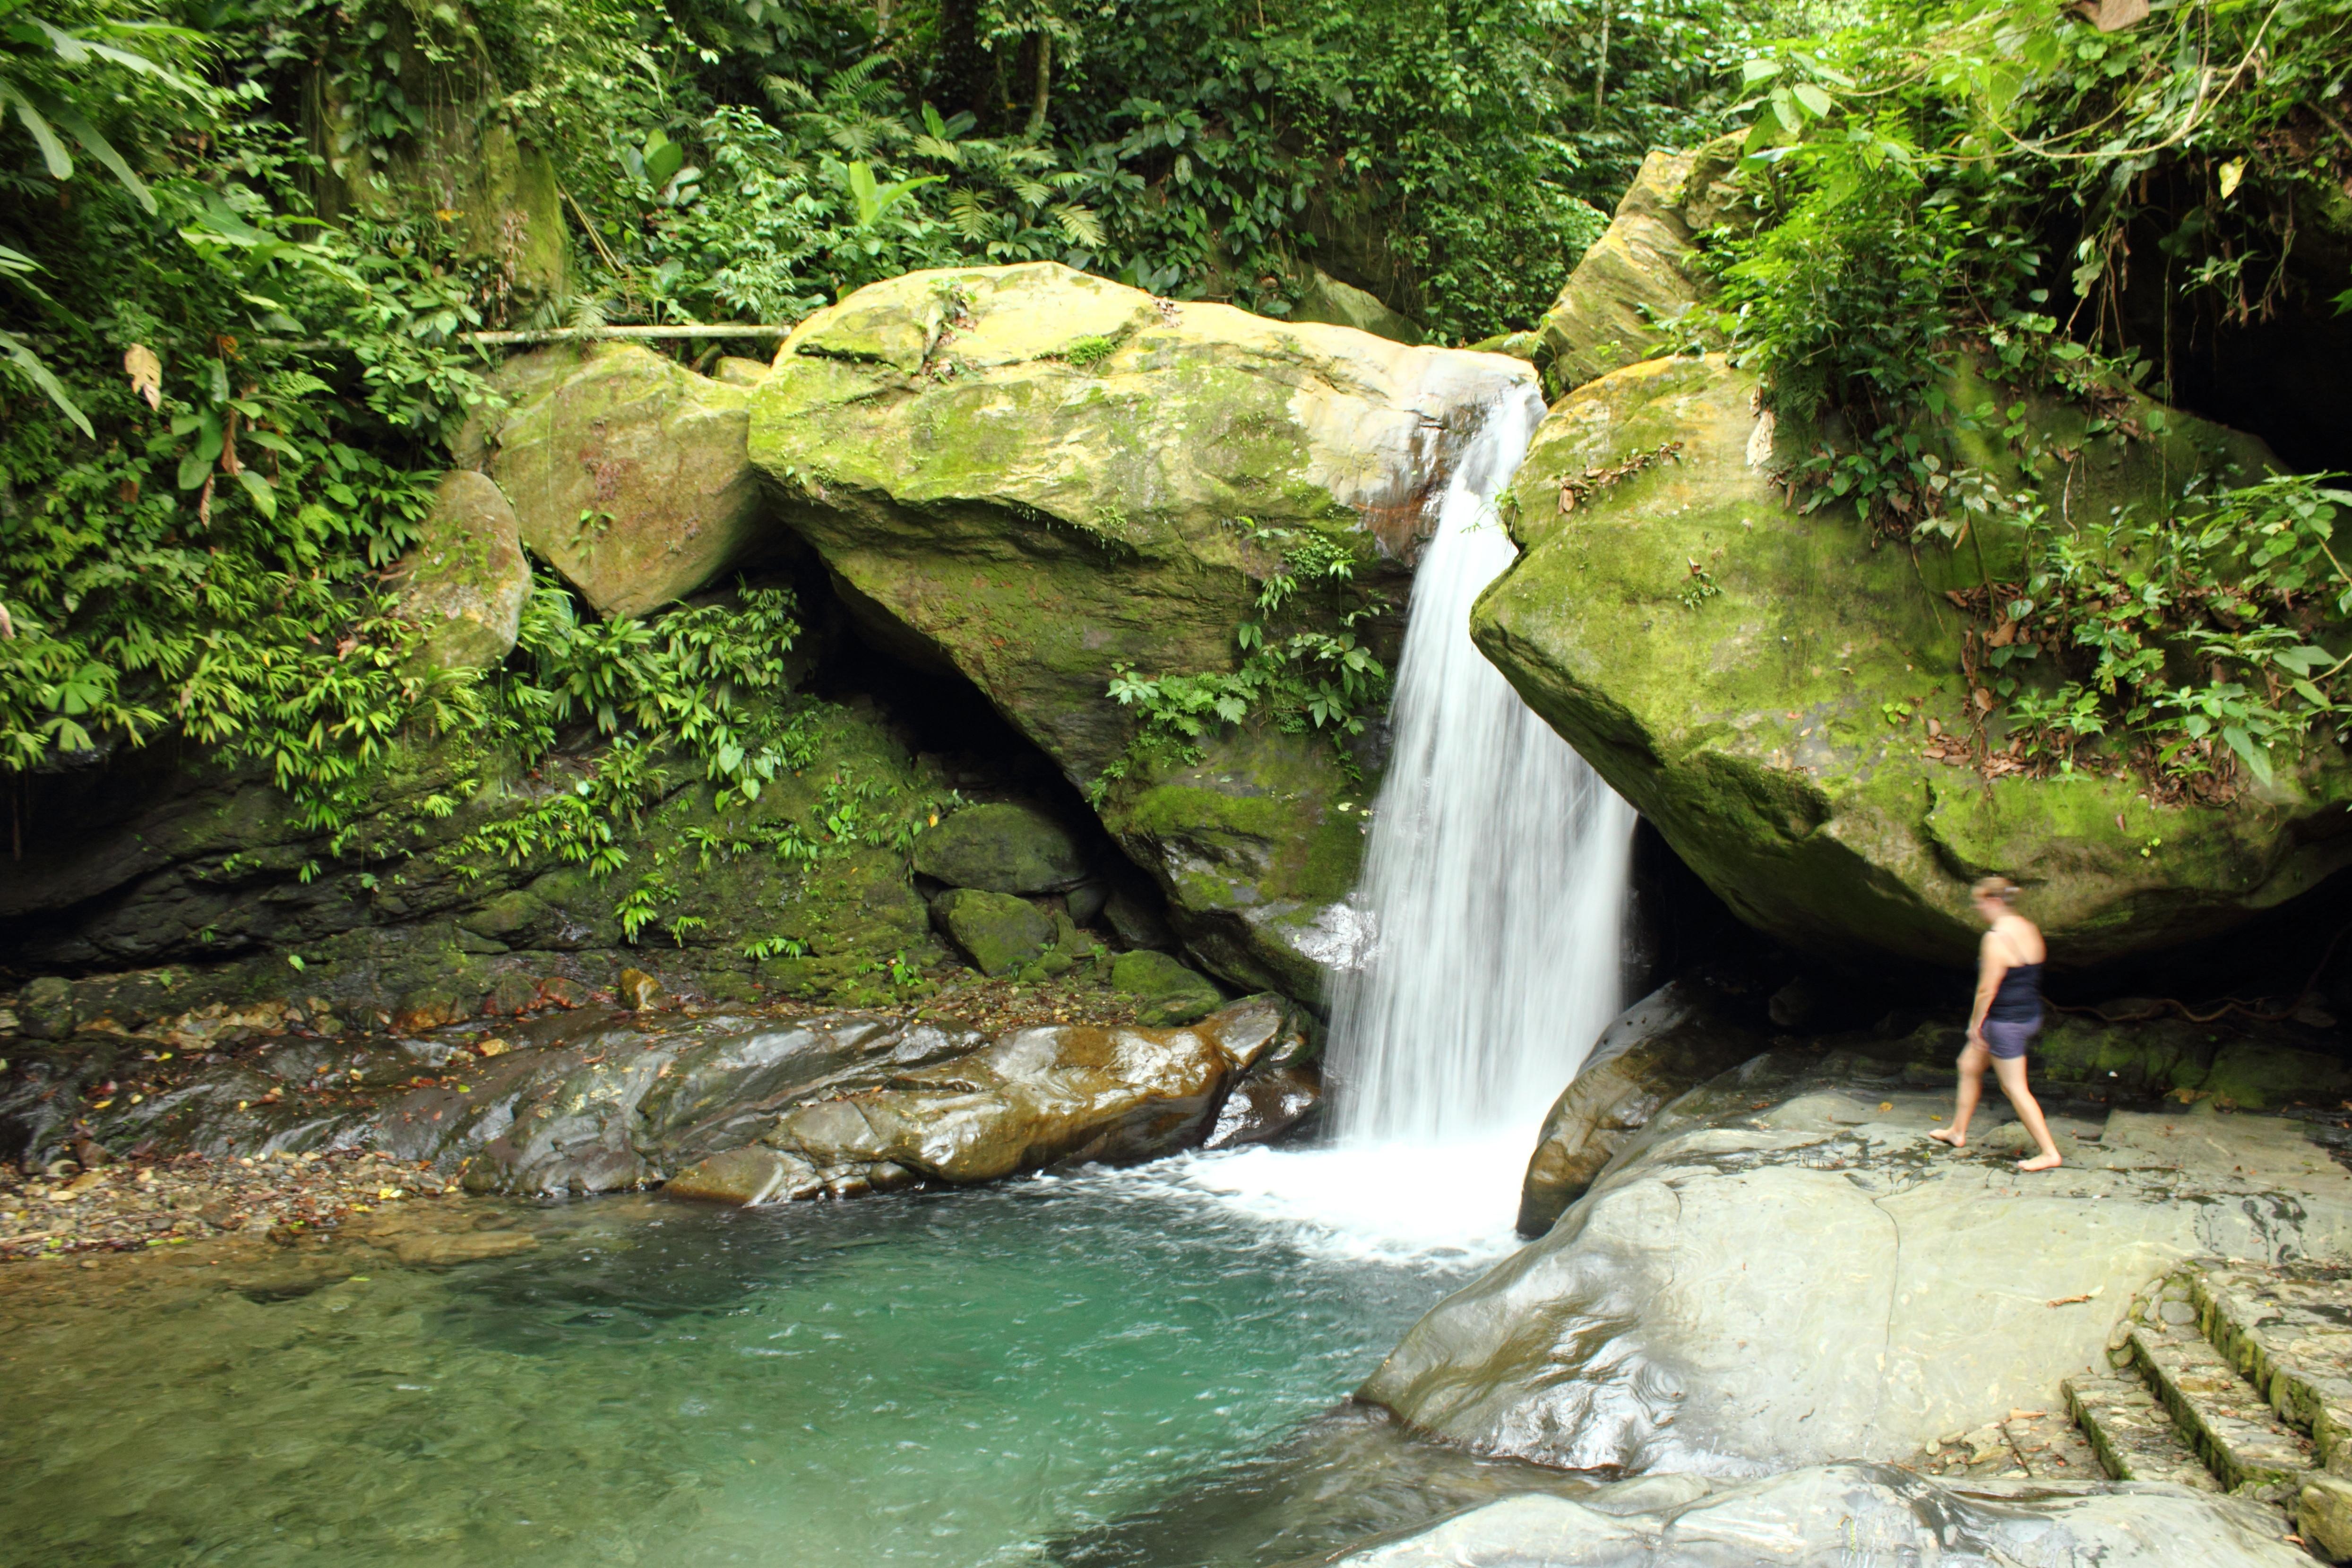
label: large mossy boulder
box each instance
[1469,353,2352,967]
[0,688,947,1011]
[475,344,763,619]
[912,802,1087,892]
[1533,137,1743,398]
[389,470,532,672]
[932,887,1055,975]
[1289,267,1422,343]
[748,261,1534,1002]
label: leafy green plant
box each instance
[1094,517,1388,799]
[1964,473,2352,796]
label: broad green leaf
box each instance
[52,106,152,211]
[2222,726,2273,786]
[0,328,90,436]
[2,85,70,179]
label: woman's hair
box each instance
[1971,875,2021,904]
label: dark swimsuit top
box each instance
[1988,936,2043,1023]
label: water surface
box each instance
[0,1154,1508,1568]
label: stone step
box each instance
[2192,1261,2352,1473]
[2063,1370,2221,1490]
[2129,1318,2317,1500]
[1916,1405,2103,1483]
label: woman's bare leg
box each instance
[1992,1054,2062,1171]
[1930,1041,1989,1148]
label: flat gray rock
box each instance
[1327,1463,2306,1566]
[1364,1051,2352,1473]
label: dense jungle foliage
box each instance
[0,0,1784,857]
[1703,0,2352,796]
[5,0,2352,888]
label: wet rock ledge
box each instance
[1,991,1318,1257]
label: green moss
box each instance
[744,263,1515,1000]
[1473,353,2352,967]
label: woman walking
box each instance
[1928,876,2063,1172]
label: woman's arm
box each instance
[1969,930,2007,1041]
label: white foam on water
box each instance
[1152,1143,1531,1268]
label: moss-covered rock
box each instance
[912,801,1087,892]
[1095,730,1375,1000]
[314,6,566,302]
[1290,267,1422,343]
[748,261,1534,999]
[932,888,1055,975]
[0,685,952,1017]
[1470,353,2351,967]
[1533,137,1743,398]
[477,344,763,619]
[1109,948,1227,1026]
[390,471,532,671]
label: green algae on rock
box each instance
[475,343,764,619]
[932,888,1056,976]
[388,471,533,672]
[1109,948,1227,1026]
[1532,136,1743,398]
[912,801,1089,893]
[748,261,1535,1000]
[1288,267,1422,344]
[1096,729,1377,1002]
[1469,353,2352,968]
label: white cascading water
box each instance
[1170,377,1638,1263]
[1327,384,1637,1148]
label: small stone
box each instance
[617,969,664,1010]
[16,977,76,1041]
[389,1230,539,1267]
[540,977,590,1009]
[2304,1475,2352,1563]
[484,972,539,1016]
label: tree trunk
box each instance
[1025,33,1052,139]
[931,0,991,121]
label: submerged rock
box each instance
[1364,1048,2352,1474]
[1516,980,1764,1237]
[1324,1463,2305,1567]
[748,261,1535,1002]
[1470,352,2340,967]
[476,343,764,619]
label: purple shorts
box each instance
[1982,1017,2041,1060]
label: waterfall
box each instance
[1330,384,1637,1150]
[1167,374,1636,1263]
